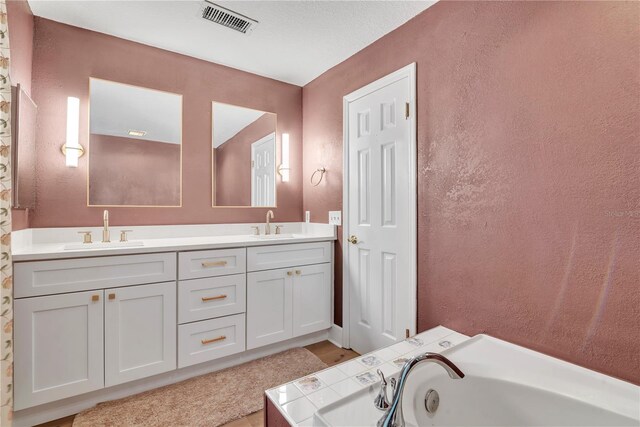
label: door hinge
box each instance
[405,328,410,338]
[405,102,410,119]
[251,160,255,168]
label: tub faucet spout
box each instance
[377,352,464,427]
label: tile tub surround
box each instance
[11,222,336,261]
[266,326,469,426]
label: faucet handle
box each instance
[374,369,390,411]
[275,225,283,235]
[119,230,132,242]
[78,231,93,244]
[251,226,260,235]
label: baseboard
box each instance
[328,324,343,348]
[13,331,329,427]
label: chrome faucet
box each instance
[377,352,465,427]
[265,210,274,235]
[102,210,110,243]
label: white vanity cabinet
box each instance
[14,291,105,410]
[176,248,248,368]
[13,254,178,410]
[246,242,332,350]
[12,232,335,421]
[105,282,176,386]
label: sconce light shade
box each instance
[65,97,81,167]
[279,133,290,182]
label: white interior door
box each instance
[344,64,416,354]
[251,132,276,206]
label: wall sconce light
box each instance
[277,132,290,182]
[61,96,85,168]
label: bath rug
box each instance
[73,347,327,427]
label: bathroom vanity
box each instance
[11,222,336,425]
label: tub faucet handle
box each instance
[374,369,391,411]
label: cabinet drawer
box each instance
[179,248,246,280]
[178,314,246,368]
[178,274,246,324]
[247,242,332,272]
[14,253,177,298]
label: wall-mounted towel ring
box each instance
[310,167,326,187]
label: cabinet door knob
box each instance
[295,270,301,275]
[92,294,100,302]
[348,235,359,244]
[108,293,116,300]
[287,271,293,276]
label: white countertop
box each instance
[12,222,337,261]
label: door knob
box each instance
[348,235,358,244]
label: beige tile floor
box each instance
[37,341,359,427]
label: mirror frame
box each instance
[211,101,278,208]
[87,77,183,208]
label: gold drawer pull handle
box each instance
[287,271,293,276]
[201,294,227,302]
[108,293,116,300]
[295,270,301,275]
[201,260,228,268]
[201,335,226,345]
[92,294,100,302]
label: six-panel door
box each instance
[14,291,105,410]
[104,282,177,387]
[292,263,332,337]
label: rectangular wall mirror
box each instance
[212,102,277,207]
[11,84,37,210]
[88,78,182,207]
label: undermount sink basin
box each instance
[252,233,296,240]
[64,241,145,250]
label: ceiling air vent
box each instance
[201,1,258,35]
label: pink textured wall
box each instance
[30,18,302,227]
[89,134,181,206]
[7,0,32,95]
[303,1,640,384]
[215,113,276,206]
[7,0,34,231]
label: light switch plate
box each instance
[305,211,311,223]
[329,211,342,226]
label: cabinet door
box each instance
[292,263,332,337]
[14,291,104,410]
[105,282,176,386]
[247,268,292,349]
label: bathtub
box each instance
[315,335,640,426]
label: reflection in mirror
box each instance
[212,102,277,207]
[11,84,37,209]
[89,78,182,206]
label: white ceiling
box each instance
[213,102,268,148]
[27,0,436,86]
[90,79,182,144]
